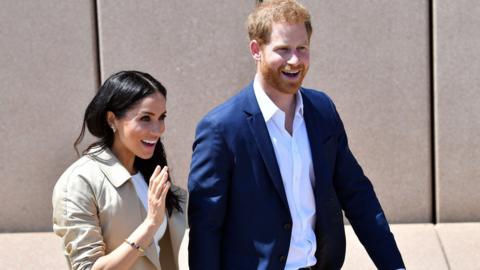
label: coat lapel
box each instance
[93,148,161,269]
[243,84,290,211]
[166,186,188,270]
[301,90,335,195]
[138,203,162,269]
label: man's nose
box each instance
[287,52,300,65]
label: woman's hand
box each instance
[145,165,171,227]
[91,165,171,270]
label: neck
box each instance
[256,73,297,135]
[257,73,297,116]
[110,142,136,174]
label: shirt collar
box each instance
[295,89,304,117]
[253,74,304,123]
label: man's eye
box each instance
[160,114,167,120]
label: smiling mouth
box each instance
[281,70,301,78]
[141,139,157,147]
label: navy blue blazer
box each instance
[188,83,404,270]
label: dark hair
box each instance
[74,70,183,215]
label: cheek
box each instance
[159,121,166,134]
[271,54,285,65]
[122,123,145,141]
[262,51,282,65]
[301,53,310,64]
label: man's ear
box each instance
[249,40,262,61]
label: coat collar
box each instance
[301,88,336,144]
[253,76,305,123]
[301,89,338,198]
[243,83,290,212]
[88,147,166,268]
[88,147,132,188]
[242,84,334,208]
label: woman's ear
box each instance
[106,111,116,131]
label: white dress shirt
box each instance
[131,172,168,256]
[253,77,317,269]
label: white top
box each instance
[131,172,168,256]
[253,76,317,269]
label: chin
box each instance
[279,82,302,94]
[137,152,154,160]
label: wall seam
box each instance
[93,0,102,86]
[430,0,438,224]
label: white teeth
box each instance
[283,70,300,74]
[142,139,157,144]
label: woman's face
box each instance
[109,92,166,163]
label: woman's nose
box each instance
[152,122,165,136]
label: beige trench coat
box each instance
[52,148,188,270]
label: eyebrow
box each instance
[272,41,309,48]
[138,110,167,115]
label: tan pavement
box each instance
[1,223,478,269]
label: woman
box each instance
[52,71,187,270]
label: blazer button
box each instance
[279,255,287,263]
[283,223,292,230]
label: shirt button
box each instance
[283,223,292,230]
[279,255,287,263]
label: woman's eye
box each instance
[140,116,151,122]
[160,114,167,120]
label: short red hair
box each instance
[247,0,312,45]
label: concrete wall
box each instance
[0,0,478,232]
[435,0,480,222]
[0,0,98,232]
[303,0,431,223]
[96,0,255,193]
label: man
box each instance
[188,0,405,269]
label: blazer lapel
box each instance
[301,90,336,196]
[243,84,290,211]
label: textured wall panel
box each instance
[302,1,431,222]
[97,0,255,189]
[0,1,98,231]
[435,0,480,222]
[98,1,430,222]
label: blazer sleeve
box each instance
[52,169,105,270]
[328,98,405,269]
[187,116,233,270]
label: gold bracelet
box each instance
[124,239,145,253]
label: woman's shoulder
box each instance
[53,154,107,198]
[58,155,103,182]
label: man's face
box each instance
[258,22,310,95]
